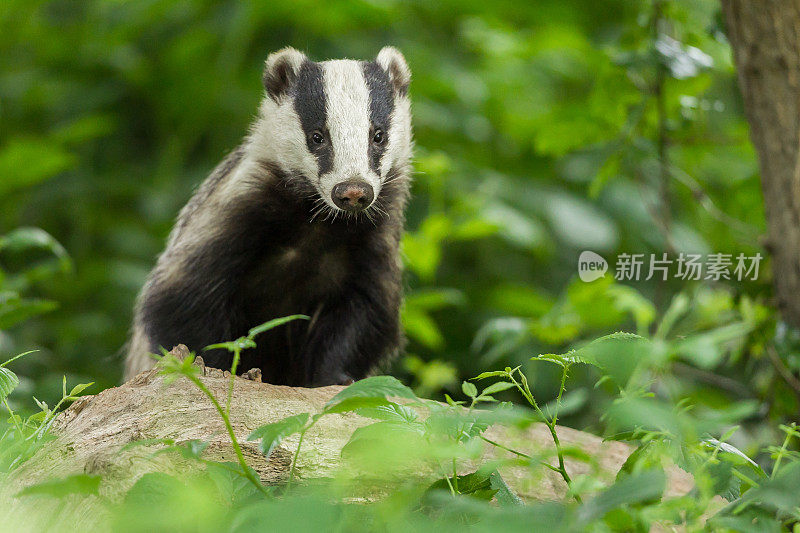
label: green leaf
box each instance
[247,413,309,458]
[451,218,500,240]
[68,382,94,397]
[424,409,491,443]
[462,381,478,398]
[425,470,497,500]
[472,370,510,380]
[17,474,101,498]
[489,470,524,506]
[324,376,416,411]
[401,307,445,349]
[341,420,425,459]
[52,114,117,145]
[723,461,800,516]
[177,439,209,460]
[403,288,466,310]
[123,473,183,507]
[0,296,59,330]
[155,348,199,381]
[322,396,393,415]
[480,381,515,396]
[247,314,309,339]
[33,396,48,412]
[0,367,19,401]
[565,332,649,387]
[578,469,666,523]
[703,438,763,472]
[0,227,70,265]
[205,462,262,505]
[655,293,690,340]
[606,284,656,334]
[203,338,256,352]
[356,402,418,423]
[443,394,462,407]
[706,458,742,502]
[0,349,38,368]
[0,140,76,196]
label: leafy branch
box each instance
[156,314,308,493]
[472,352,593,503]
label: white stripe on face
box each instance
[318,60,381,206]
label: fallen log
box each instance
[0,358,697,530]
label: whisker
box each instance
[371,204,389,219]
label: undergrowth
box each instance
[1,309,799,532]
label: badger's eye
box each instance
[311,131,325,145]
[372,129,385,145]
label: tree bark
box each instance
[721,0,800,327]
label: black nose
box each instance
[331,181,374,211]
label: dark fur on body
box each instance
[135,154,409,386]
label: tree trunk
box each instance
[721,0,800,328]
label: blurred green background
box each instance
[1,0,791,453]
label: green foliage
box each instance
[0,0,771,415]
[0,227,70,333]
[248,414,309,458]
[0,367,19,402]
[2,307,800,530]
[17,474,101,498]
[5,320,800,531]
[0,351,93,474]
[1,0,799,529]
[325,375,417,407]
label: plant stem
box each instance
[478,434,562,474]
[226,346,241,417]
[771,425,795,478]
[452,458,459,493]
[30,393,69,441]
[479,435,532,460]
[552,366,568,427]
[187,374,268,494]
[288,425,311,486]
[2,398,23,436]
[508,371,581,503]
[441,466,456,496]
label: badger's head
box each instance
[253,47,412,219]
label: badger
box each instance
[125,47,412,387]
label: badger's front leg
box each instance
[302,289,401,387]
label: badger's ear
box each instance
[376,46,411,96]
[263,47,307,100]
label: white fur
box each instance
[176,51,412,220]
[317,60,381,207]
[376,46,411,92]
[264,47,307,98]
[382,94,412,178]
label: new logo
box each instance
[578,251,608,282]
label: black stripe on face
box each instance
[292,61,333,176]
[362,61,395,175]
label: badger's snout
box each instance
[331,180,374,211]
